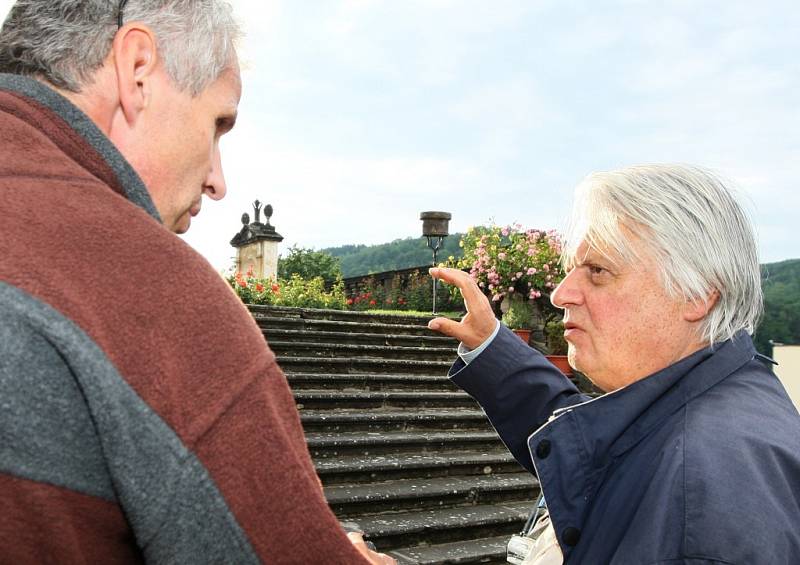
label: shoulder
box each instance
[680,360,800,560]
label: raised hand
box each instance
[427,267,498,349]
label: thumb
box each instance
[428,316,463,339]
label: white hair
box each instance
[0,0,241,96]
[562,164,763,346]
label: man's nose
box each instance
[203,146,227,201]
[551,268,582,309]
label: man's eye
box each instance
[587,265,612,282]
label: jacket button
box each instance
[536,439,551,459]
[562,527,581,546]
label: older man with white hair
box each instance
[0,1,392,563]
[430,164,800,564]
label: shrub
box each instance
[455,223,564,304]
[278,245,342,287]
[226,268,346,310]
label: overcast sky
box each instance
[2,0,797,270]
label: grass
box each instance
[362,309,462,319]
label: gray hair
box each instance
[0,0,240,96]
[562,164,763,346]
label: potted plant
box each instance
[501,294,536,343]
[544,318,572,376]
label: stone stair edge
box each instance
[324,472,537,504]
[300,408,485,421]
[256,316,441,332]
[388,535,512,565]
[352,500,533,537]
[285,372,454,381]
[247,304,460,325]
[306,430,499,447]
[277,356,453,367]
[263,327,457,344]
[314,451,517,473]
[268,341,456,354]
[295,391,470,400]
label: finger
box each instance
[347,532,365,544]
[429,267,486,308]
[429,314,494,350]
[348,533,396,565]
[427,316,462,338]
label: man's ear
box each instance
[112,24,159,126]
[684,289,720,322]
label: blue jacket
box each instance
[450,326,800,564]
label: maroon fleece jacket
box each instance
[0,73,368,564]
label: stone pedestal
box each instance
[230,201,283,279]
[236,239,280,280]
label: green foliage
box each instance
[545,319,568,355]
[227,269,346,310]
[324,236,465,277]
[278,245,342,286]
[346,270,464,313]
[276,274,347,309]
[501,294,535,329]
[755,259,800,355]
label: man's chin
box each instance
[172,214,192,234]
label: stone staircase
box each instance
[250,305,543,564]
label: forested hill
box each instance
[756,258,800,354]
[324,235,465,278]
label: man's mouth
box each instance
[563,321,582,340]
[189,202,202,217]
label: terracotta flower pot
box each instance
[546,354,572,377]
[511,328,532,344]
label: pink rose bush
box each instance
[454,223,565,303]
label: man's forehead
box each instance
[574,239,629,268]
[220,64,242,105]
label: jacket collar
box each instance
[0,73,161,223]
[556,331,757,465]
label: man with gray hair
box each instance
[0,1,390,563]
[430,164,800,563]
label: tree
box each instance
[278,246,342,286]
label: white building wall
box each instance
[773,345,800,411]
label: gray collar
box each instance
[0,73,161,223]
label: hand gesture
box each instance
[427,267,497,349]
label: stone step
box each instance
[326,473,537,516]
[249,304,447,327]
[285,372,459,392]
[269,341,455,361]
[277,356,453,375]
[263,328,457,348]
[316,451,523,485]
[390,534,512,565]
[294,390,477,410]
[258,314,441,336]
[300,408,490,433]
[353,500,534,551]
[307,430,502,459]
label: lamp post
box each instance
[420,211,451,315]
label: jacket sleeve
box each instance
[449,324,587,473]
